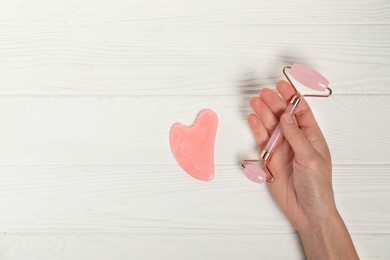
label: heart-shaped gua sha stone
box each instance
[170,110,218,181]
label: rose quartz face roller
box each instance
[242,64,332,183]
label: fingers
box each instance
[276,80,315,119]
[276,81,326,143]
[275,81,319,126]
[249,96,277,135]
[280,113,316,160]
[259,88,287,118]
[248,113,269,149]
[248,81,329,161]
[249,88,287,135]
[248,88,293,179]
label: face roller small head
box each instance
[242,163,266,183]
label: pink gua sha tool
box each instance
[170,109,218,181]
[241,64,332,183]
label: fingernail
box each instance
[283,113,294,124]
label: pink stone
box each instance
[170,110,218,181]
[290,63,329,91]
[242,163,266,184]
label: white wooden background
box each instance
[0,0,389,259]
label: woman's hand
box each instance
[248,80,358,259]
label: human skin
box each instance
[248,80,359,259]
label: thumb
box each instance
[280,112,314,159]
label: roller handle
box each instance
[261,97,300,160]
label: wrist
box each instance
[298,211,358,259]
[300,206,340,233]
[299,210,342,240]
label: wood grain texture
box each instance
[0,164,388,234]
[0,233,304,259]
[0,25,389,95]
[0,233,388,259]
[0,0,389,25]
[0,95,388,165]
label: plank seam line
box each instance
[0,163,388,167]
[0,23,390,26]
[0,93,388,97]
[0,231,388,235]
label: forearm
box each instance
[298,212,359,260]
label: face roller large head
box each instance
[241,64,332,183]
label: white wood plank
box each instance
[0,0,389,25]
[0,25,389,94]
[0,233,388,259]
[0,95,388,165]
[0,164,388,234]
[0,233,305,260]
